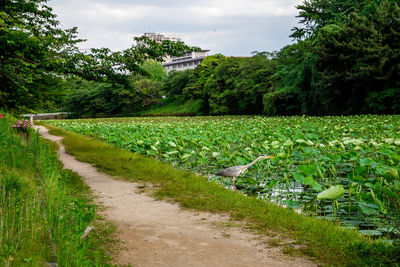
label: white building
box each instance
[162,50,209,72]
[137,32,182,45]
[137,33,209,73]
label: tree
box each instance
[234,52,277,114]
[315,1,400,114]
[270,0,400,115]
[177,53,277,115]
[128,78,163,108]
[0,0,196,112]
[62,78,121,117]
[139,60,167,82]
[64,60,169,116]
[263,41,317,115]
[291,0,367,40]
[0,0,87,111]
[181,55,237,114]
[162,69,193,100]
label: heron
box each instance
[216,154,274,191]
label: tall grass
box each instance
[0,116,114,266]
[0,169,46,266]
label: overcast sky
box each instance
[48,0,303,56]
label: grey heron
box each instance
[216,154,274,190]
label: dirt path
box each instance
[36,126,316,267]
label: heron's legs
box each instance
[232,176,237,191]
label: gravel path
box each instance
[36,125,316,267]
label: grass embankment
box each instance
[138,99,203,116]
[0,117,116,266]
[43,123,400,266]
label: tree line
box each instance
[0,0,195,114]
[164,0,400,116]
[1,0,399,116]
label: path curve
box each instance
[36,125,316,267]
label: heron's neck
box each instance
[244,157,263,168]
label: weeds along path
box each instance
[36,125,316,267]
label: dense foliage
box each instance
[3,0,397,116]
[62,60,168,117]
[48,115,400,242]
[268,0,400,115]
[158,0,399,116]
[178,53,277,115]
[282,0,400,115]
[0,0,195,113]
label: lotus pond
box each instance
[47,115,400,240]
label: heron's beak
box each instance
[266,156,275,158]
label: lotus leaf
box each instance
[317,185,345,200]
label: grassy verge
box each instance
[43,123,400,266]
[0,117,116,266]
[138,99,203,116]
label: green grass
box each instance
[43,123,400,266]
[138,99,203,116]
[0,166,50,266]
[0,117,116,266]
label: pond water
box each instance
[208,173,399,241]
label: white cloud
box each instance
[81,4,140,20]
[187,0,299,17]
[48,0,303,55]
